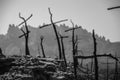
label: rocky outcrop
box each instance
[0,55,74,80]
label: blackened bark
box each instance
[108,6,120,10]
[39,19,68,28]
[75,54,119,61]
[40,36,46,58]
[19,13,32,55]
[65,21,81,80]
[71,20,77,79]
[92,30,98,80]
[48,8,62,59]
[60,36,67,68]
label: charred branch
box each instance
[17,14,33,27]
[92,30,98,80]
[48,8,62,59]
[65,26,81,32]
[19,30,31,38]
[18,13,32,55]
[65,20,81,79]
[40,36,46,58]
[108,6,120,10]
[75,54,119,61]
[39,19,68,28]
[58,32,68,68]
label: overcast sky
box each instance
[0,0,120,42]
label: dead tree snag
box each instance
[65,20,81,79]
[40,35,46,58]
[58,32,69,69]
[18,13,33,55]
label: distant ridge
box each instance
[0,24,120,64]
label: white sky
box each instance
[0,0,120,42]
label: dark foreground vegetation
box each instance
[0,55,75,80]
[0,55,120,80]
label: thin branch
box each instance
[65,26,81,32]
[19,30,31,38]
[17,13,33,27]
[108,6,120,10]
[75,54,119,61]
[39,19,68,28]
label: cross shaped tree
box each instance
[39,8,68,59]
[18,13,33,55]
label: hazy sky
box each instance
[0,0,120,42]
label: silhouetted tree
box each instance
[58,32,68,69]
[18,13,33,55]
[40,35,46,58]
[39,8,68,59]
[75,30,120,80]
[0,48,3,55]
[0,48,5,57]
[92,30,99,80]
[65,20,81,79]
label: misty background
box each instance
[0,0,120,42]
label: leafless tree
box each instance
[65,20,81,79]
[39,8,68,59]
[40,35,46,58]
[58,32,69,69]
[18,13,33,55]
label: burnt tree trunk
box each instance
[65,22,81,80]
[108,6,120,10]
[92,30,98,80]
[25,33,30,55]
[18,13,32,55]
[48,8,62,59]
[71,21,77,79]
[60,36,67,68]
[40,36,46,58]
[74,35,79,68]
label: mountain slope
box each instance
[0,24,119,63]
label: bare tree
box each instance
[39,8,68,59]
[58,32,69,69]
[75,30,120,80]
[40,35,46,58]
[65,20,81,79]
[92,30,99,80]
[18,13,33,55]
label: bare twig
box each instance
[17,14,33,27]
[39,19,68,28]
[75,54,119,61]
[108,6,120,10]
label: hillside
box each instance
[0,24,120,64]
